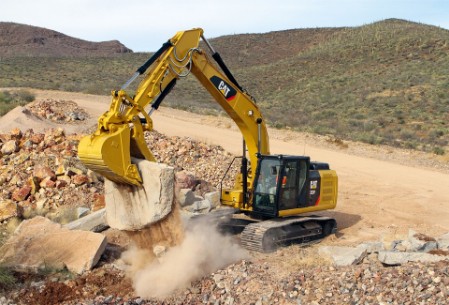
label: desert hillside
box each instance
[0,22,132,57]
[1,19,448,155]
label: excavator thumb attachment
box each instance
[78,125,143,186]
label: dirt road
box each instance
[2,89,449,245]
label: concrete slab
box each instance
[64,208,108,232]
[0,216,106,274]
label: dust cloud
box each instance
[122,218,248,298]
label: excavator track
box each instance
[240,216,336,252]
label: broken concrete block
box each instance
[105,160,174,231]
[177,188,200,207]
[408,229,438,252]
[358,242,385,254]
[378,251,448,265]
[204,191,220,209]
[0,216,106,274]
[318,245,367,266]
[76,207,91,219]
[185,199,212,214]
[437,232,449,249]
[390,240,412,252]
[64,209,108,232]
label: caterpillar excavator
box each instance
[78,28,338,252]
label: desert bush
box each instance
[0,266,16,289]
[0,89,36,116]
[433,146,445,155]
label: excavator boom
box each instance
[78,28,269,210]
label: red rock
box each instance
[33,165,56,180]
[10,128,22,140]
[12,185,32,201]
[29,133,45,144]
[40,177,56,188]
[91,194,105,211]
[28,176,40,194]
[55,179,68,189]
[72,174,89,186]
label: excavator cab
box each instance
[252,155,337,218]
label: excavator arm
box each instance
[78,28,269,209]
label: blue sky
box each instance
[1,0,449,52]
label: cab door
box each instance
[252,156,281,217]
[278,158,309,211]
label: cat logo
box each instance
[210,76,237,101]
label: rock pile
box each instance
[0,127,240,227]
[0,128,104,224]
[319,229,449,267]
[145,131,239,189]
[27,99,89,123]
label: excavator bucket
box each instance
[78,125,143,186]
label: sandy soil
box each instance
[1,88,449,246]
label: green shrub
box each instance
[433,146,445,155]
[0,89,36,116]
[0,266,16,289]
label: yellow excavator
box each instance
[78,28,338,252]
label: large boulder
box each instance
[105,160,174,231]
[318,245,367,266]
[0,216,106,274]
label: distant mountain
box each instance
[0,22,132,57]
[1,19,449,153]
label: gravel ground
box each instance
[1,245,448,305]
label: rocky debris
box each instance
[177,188,202,207]
[105,160,174,231]
[27,99,89,123]
[146,131,239,189]
[0,216,107,274]
[378,251,448,265]
[0,140,18,155]
[0,128,238,228]
[378,229,449,265]
[1,115,448,304]
[5,248,449,305]
[0,128,104,222]
[319,230,449,267]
